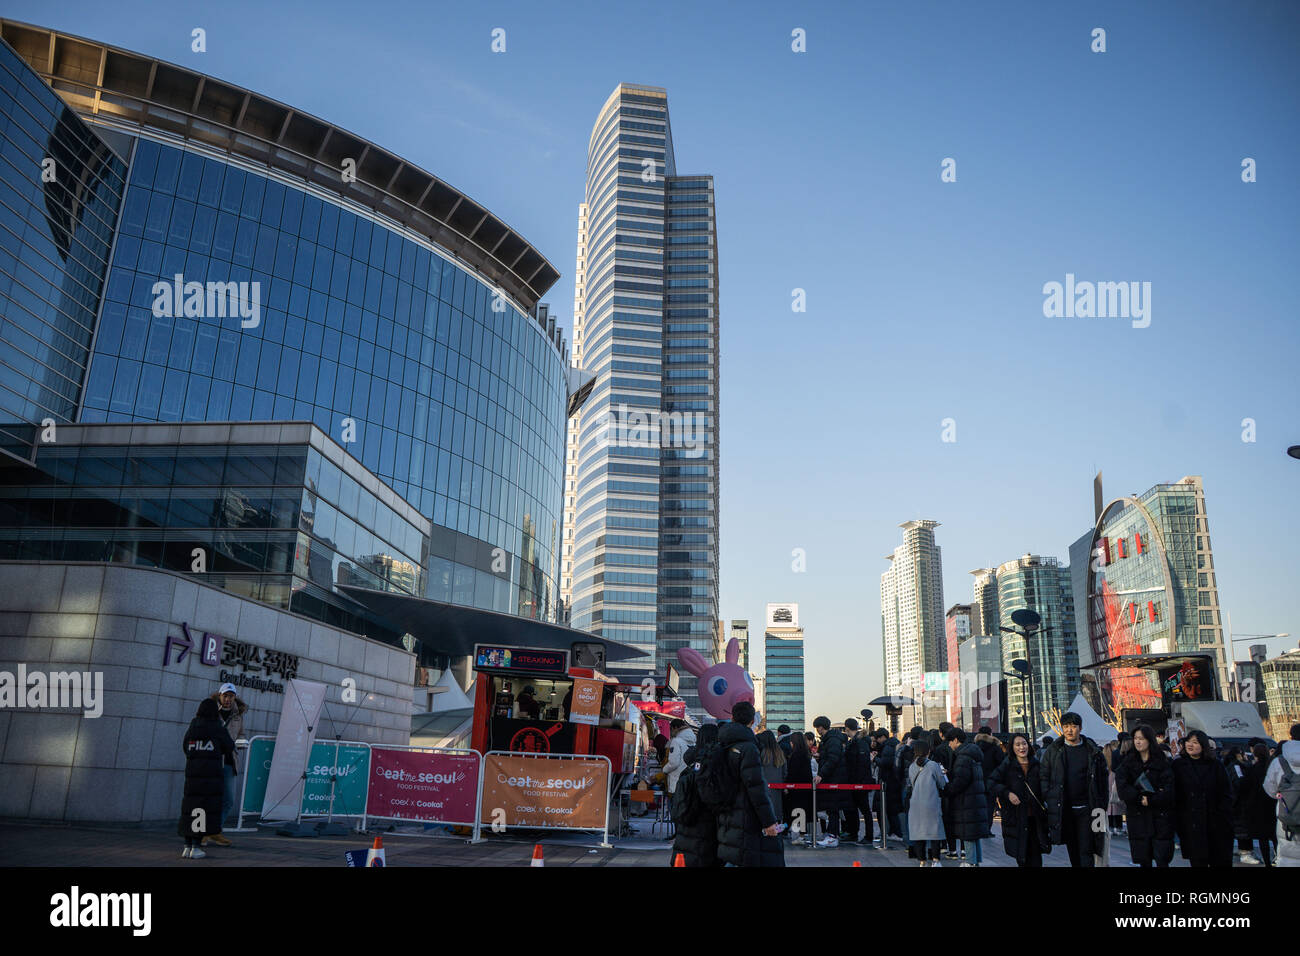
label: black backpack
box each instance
[672,767,704,826]
[695,740,742,811]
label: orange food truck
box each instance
[469,641,685,775]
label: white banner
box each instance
[260,678,328,821]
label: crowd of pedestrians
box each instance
[666,702,1300,869]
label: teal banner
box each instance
[240,738,370,816]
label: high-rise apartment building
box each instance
[764,603,805,728]
[565,84,720,713]
[996,554,1078,737]
[881,520,946,724]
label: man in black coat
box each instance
[872,729,902,840]
[716,701,784,867]
[945,728,992,863]
[812,715,849,847]
[842,718,873,843]
[178,697,235,859]
[974,728,1005,831]
[1037,712,1110,867]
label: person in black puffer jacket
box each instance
[1113,724,1175,867]
[812,716,849,846]
[1172,730,1234,868]
[668,724,720,867]
[177,697,235,859]
[974,729,1005,830]
[944,728,992,864]
[989,733,1050,867]
[843,720,874,843]
[715,702,784,866]
[932,725,958,855]
[873,729,902,838]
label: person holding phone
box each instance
[1114,724,1175,867]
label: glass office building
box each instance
[563,84,720,710]
[764,604,805,728]
[0,22,578,662]
[996,554,1078,738]
[1083,476,1229,721]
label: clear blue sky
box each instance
[16,0,1299,720]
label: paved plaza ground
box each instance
[0,819,1231,868]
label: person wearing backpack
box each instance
[1263,722,1300,868]
[668,724,720,867]
[713,701,785,866]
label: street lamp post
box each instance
[1000,608,1053,738]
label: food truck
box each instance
[1083,652,1272,748]
[468,642,687,774]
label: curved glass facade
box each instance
[0,41,125,438]
[79,137,565,619]
[0,29,570,630]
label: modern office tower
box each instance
[0,21,601,659]
[1260,643,1300,740]
[944,604,973,724]
[881,520,946,725]
[958,633,1005,731]
[1077,475,1230,721]
[764,603,805,728]
[566,84,720,712]
[970,567,1000,639]
[996,554,1079,738]
[730,618,750,671]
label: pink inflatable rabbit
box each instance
[678,637,754,720]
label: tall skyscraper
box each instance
[970,567,1001,639]
[764,603,805,728]
[944,604,973,723]
[1072,475,1230,722]
[564,84,720,713]
[881,520,946,724]
[730,619,750,671]
[996,554,1078,737]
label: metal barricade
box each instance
[235,734,372,831]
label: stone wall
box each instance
[0,562,413,824]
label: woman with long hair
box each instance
[1243,742,1278,866]
[906,737,948,867]
[1114,724,1175,867]
[784,730,814,843]
[756,729,788,823]
[989,732,1050,867]
[1172,730,1235,868]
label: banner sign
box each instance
[366,747,480,824]
[261,678,327,821]
[479,754,609,829]
[569,677,604,725]
[242,739,370,816]
[474,645,568,676]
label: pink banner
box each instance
[366,748,480,824]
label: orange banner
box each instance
[480,754,609,829]
[569,677,603,726]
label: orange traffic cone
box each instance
[852,860,862,867]
[531,844,545,867]
[365,836,385,867]
[674,853,685,867]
